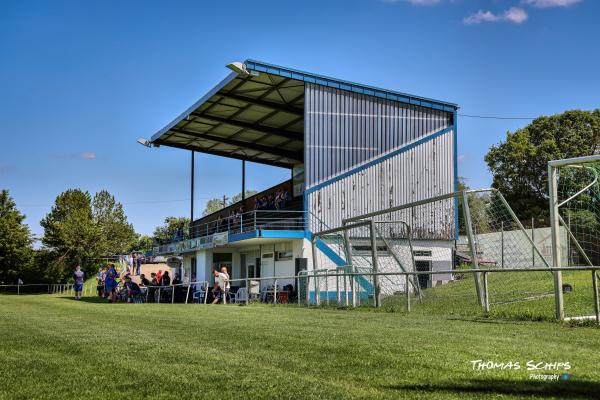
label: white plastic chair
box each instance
[192,286,207,304]
[234,287,247,303]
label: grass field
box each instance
[1,294,600,399]
[381,269,598,322]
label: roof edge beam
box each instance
[153,140,292,169]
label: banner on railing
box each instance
[213,232,228,246]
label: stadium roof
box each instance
[148,59,458,168]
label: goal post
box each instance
[548,155,600,321]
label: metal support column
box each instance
[242,160,246,201]
[190,151,195,227]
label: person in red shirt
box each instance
[156,270,163,284]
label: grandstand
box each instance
[140,59,459,301]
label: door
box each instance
[415,260,431,289]
[240,254,247,283]
[213,253,232,277]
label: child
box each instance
[73,266,85,300]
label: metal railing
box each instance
[152,210,333,255]
[3,268,599,325]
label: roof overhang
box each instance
[146,59,458,168]
[149,64,305,168]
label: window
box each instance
[262,253,273,259]
[352,245,388,255]
[413,250,432,257]
[275,250,293,261]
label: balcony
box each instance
[153,180,309,255]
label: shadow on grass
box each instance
[385,379,600,399]
[60,296,109,304]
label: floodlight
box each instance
[226,61,250,77]
[137,138,152,148]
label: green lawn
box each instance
[1,295,600,399]
[381,269,598,322]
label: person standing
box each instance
[128,254,134,275]
[136,254,142,275]
[96,267,105,297]
[220,266,230,303]
[104,263,119,303]
[73,266,85,300]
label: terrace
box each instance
[153,179,310,255]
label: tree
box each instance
[130,234,154,253]
[485,109,600,219]
[0,190,34,284]
[92,190,136,254]
[153,217,190,242]
[230,190,258,204]
[203,198,225,216]
[202,190,258,216]
[40,189,101,278]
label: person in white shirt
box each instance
[220,266,231,299]
[211,269,229,304]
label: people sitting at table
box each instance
[161,271,171,286]
[139,274,150,286]
[124,275,141,303]
[148,272,158,302]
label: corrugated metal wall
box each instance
[307,130,456,240]
[305,83,453,187]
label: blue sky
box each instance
[1,0,598,239]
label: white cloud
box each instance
[81,151,96,160]
[383,0,441,5]
[464,7,528,24]
[504,7,529,23]
[522,0,582,8]
[463,10,500,24]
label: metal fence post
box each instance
[369,220,380,308]
[336,269,341,305]
[324,270,329,306]
[483,271,490,314]
[204,281,208,304]
[548,164,565,321]
[406,274,411,312]
[273,279,278,305]
[246,278,250,305]
[315,272,320,306]
[342,229,356,308]
[531,217,535,268]
[311,237,319,306]
[461,191,484,307]
[501,221,504,269]
[593,270,600,327]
